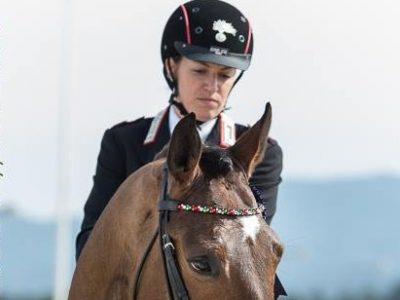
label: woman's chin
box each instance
[194,110,220,122]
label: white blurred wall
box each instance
[1,0,400,217]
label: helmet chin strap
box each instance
[165,59,191,119]
[168,94,189,116]
[168,95,204,128]
[232,70,244,89]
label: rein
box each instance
[133,164,264,300]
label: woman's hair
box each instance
[163,56,182,91]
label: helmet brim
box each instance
[174,41,251,71]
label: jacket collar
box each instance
[140,106,236,164]
[168,106,218,143]
[141,107,171,164]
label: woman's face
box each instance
[170,57,237,122]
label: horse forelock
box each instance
[199,146,234,179]
[176,145,252,205]
[156,144,245,182]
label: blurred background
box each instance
[1,0,399,299]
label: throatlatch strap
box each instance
[169,95,189,117]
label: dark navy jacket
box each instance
[75,107,285,296]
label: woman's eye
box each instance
[193,69,206,74]
[221,74,231,79]
[219,73,233,80]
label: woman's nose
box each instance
[204,73,220,92]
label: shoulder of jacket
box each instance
[104,117,154,144]
[110,117,147,129]
[108,117,158,136]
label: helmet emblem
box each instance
[212,19,237,43]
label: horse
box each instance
[68,103,283,300]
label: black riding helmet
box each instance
[161,0,254,91]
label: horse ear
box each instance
[167,113,202,185]
[229,103,272,177]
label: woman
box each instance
[76,0,286,297]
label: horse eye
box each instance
[187,254,219,277]
[189,258,212,273]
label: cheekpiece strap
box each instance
[159,200,179,211]
[158,163,189,300]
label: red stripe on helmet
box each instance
[244,23,252,54]
[180,4,192,44]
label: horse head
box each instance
[159,103,283,300]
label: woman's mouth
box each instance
[197,98,218,105]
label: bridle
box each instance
[133,164,263,300]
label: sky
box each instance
[1,0,400,218]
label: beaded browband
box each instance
[176,203,263,216]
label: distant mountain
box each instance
[273,175,400,298]
[0,213,80,298]
[1,175,400,298]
